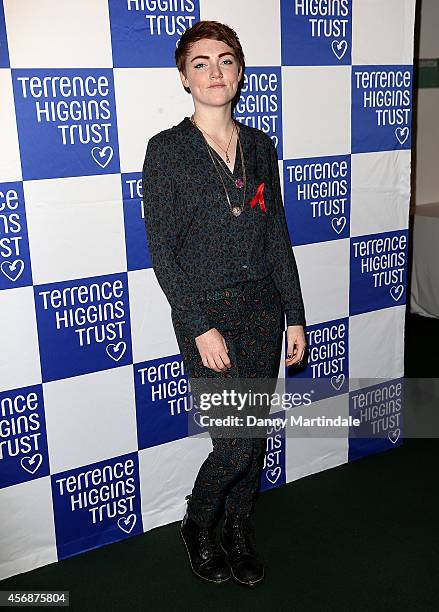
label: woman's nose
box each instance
[210,65,223,79]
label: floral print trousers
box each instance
[172,275,284,528]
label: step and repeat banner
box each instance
[0,0,415,579]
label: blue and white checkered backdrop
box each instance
[0,0,415,579]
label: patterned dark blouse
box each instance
[142,116,306,338]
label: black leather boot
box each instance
[219,511,264,587]
[180,496,230,584]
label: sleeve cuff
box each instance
[285,308,306,328]
[172,308,213,339]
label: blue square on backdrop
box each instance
[234,67,283,157]
[0,181,33,290]
[12,69,120,181]
[52,453,143,560]
[286,318,349,403]
[283,155,351,246]
[134,354,192,449]
[349,229,408,316]
[0,385,50,489]
[34,273,133,382]
[261,412,286,492]
[352,66,413,154]
[122,172,152,272]
[280,0,352,66]
[348,379,403,461]
[109,0,200,68]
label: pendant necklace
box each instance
[208,144,246,190]
[191,115,247,218]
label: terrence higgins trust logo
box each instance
[0,182,32,290]
[348,379,403,460]
[34,274,132,382]
[283,155,351,246]
[352,66,413,153]
[51,454,142,560]
[109,0,200,67]
[281,0,352,65]
[135,354,195,449]
[350,230,408,315]
[289,318,349,402]
[0,385,50,489]
[12,69,120,180]
[234,67,283,152]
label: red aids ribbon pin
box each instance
[249,182,266,213]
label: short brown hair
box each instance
[175,20,245,85]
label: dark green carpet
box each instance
[1,312,438,611]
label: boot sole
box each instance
[180,527,231,584]
[219,538,265,587]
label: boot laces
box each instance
[229,516,252,556]
[197,527,221,560]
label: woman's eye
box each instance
[194,59,233,69]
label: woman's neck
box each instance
[191,106,235,141]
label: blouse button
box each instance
[242,265,248,269]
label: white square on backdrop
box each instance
[114,67,195,174]
[24,174,126,285]
[0,70,21,182]
[43,365,138,474]
[294,239,350,327]
[200,0,281,67]
[349,306,406,381]
[351,150,412,237]
[282,65,351,159]
[352,0,416,66]
[139,435,212,532]
[0,286,41,392]
[0,477,57,578]
[4,0,113,68]
[285,393,349,483]
[129,268,179,364]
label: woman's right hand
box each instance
[195,328,232,372]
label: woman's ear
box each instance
[179,70,189,89]
[179,70,191,94]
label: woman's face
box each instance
[179,38,242,110]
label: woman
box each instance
[142,21,307,587]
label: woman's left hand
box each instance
[285,325,307,367]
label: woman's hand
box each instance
[285,325,307,367]
[195,328,232,373]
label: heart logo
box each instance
[388,428,400,444]
[331,216,346,234]
[21,454,43,474]
[117,514,136,534]
[332,39,348,60]
[192,411,206,429]
[1,259,25,281]
[395,127,409,145]
[390,285,404,301]
[331,374,345,391]
[266,467,281,484]
[91,146,114,168]
[106,341,127,362]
